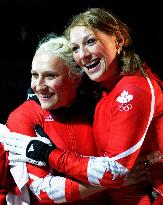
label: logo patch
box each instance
[28,144,34,152]
[45,115,55,121]
[116,90,133,111]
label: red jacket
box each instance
[47,69,163,204]
[7,99,107,205]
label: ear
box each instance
[116,33,125,52]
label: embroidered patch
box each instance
[116,90,133,111]
[116,90,133,103]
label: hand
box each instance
[122,151,162,186]
[0,124,55,166]
[122,163,148,186]
[136,151,162,166]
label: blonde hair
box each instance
[36,33,81,73]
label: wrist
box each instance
[44,146,54,165]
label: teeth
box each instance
[86,61,100,69]
[40,94,52,98]
[85,58,100,66]
[86,62,95,67]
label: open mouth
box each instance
[85,59,101,73]
[86,61,100,69]
[39,93,55,100]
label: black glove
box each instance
[26,124,56,165]
[26,140,54,165]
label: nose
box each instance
[35,78,47,92]
[79,46,91,59]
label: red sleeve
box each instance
[7,101,81,203]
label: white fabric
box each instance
[87,156,128,185]
[0,124,30,204]
[29,173,67,203]
[9,158,29,191]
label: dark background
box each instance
[0,0,162,123]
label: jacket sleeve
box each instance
[7,103,80,203]
[47,78,155,188]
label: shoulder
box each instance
[7,100,49,135]
[115,75,154,96]
[98,76,153,110]
[8,100,43,118]
[7,100,46,128]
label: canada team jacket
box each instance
[47,71,163,198]
[7,100,107,205]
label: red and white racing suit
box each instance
[7,100,107,205]
[46,68,163,204]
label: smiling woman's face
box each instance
[70,26,120,82]
[31,53,77,110]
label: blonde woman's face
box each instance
[31,53,77,110]
[70,26,119,82]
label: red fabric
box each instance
[49,149,89,184]
[152,194,163,205]
[46,71,163,204]
[0,143,17,203]
[7,100,107,205]
[0,193,6,205]
[65,178,80,201]
[107,184,151,205]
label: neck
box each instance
[101,72,122,92]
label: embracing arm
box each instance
[3,79,157,189]
[26,163,103,203]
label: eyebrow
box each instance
[71,34,95,45]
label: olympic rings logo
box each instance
[118,103,132,111]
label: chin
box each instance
[41,105,49,110]
[89,75,101,82]
[40,103,51,110]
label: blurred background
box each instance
[0,0,162,123]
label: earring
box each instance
[117,49,120,55]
